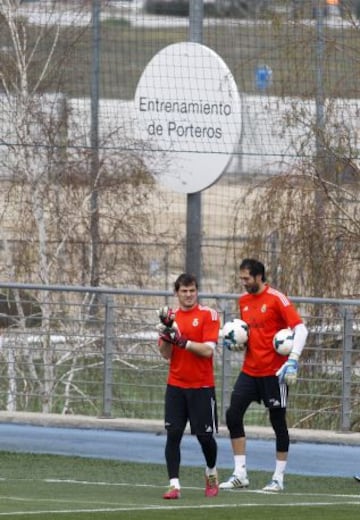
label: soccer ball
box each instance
[273,328,294,356]
[222,319,249,350]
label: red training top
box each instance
[166,304,220,389]
[239,285,303,377]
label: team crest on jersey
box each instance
[192,318,199,327]
[243,306,249,312]
[261,304,267,313]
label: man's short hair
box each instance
[239,258,266,282]
[174,273,198,292]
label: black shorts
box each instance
[232,371,288,409]
[164,384,218,435]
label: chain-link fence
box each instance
[0,282,359,432]
[1,1,360,300]
[0,1,359,432]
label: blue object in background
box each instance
[255,65,273,90]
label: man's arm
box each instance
[160,325,216,358]
[158,337,173,360]
[276,322,309,385]
[184,341,216,358]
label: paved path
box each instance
[0,421,358,478]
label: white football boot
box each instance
[262,479,284,492]
[219,473,249,489]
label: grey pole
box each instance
[186,0,204,286]
[341,307,353,431]
[102,295,115,417]
[313,1,327,298]
[315,0,325,151]
[90,0,101,288]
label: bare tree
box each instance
[0,0,161,412]
[230,95,360,299]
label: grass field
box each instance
[0,451,359,519]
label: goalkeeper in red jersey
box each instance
[220,258,308,492]
[157,273,220,500]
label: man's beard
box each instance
[246,283,259,294]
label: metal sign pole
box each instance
[186,0,204,286]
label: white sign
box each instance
[134,42,241,194]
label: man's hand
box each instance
[159,325,188,349]
[157,323,171,340]
[223,331,245,352]
[158,323,169,338]
[276,354,299,385]
[157,306,175,327]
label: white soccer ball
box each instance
[273,328,294,356]
[222,319,248,350]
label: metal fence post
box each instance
[102,295,114,418]
[341,307,353,431]
[220,304,232,423]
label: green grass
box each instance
[0,452,358,519]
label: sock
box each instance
[234,455,247,476]
[170,478,180,489]
[273,460,287,484]
[206,466,217,476]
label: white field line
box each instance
[0,479,359,516]
[2,477,360,498]
[1,502,360,516]
[42,479,360,499]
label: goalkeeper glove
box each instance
[159,325,189,349]
[223,331,244,352]
[276,353,299,385]
[157,306,175,327]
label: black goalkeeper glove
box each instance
[159,325,189,349]
[157,306,175,327]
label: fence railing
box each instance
[0,282,359,432]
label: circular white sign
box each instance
[134,42,241,194]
